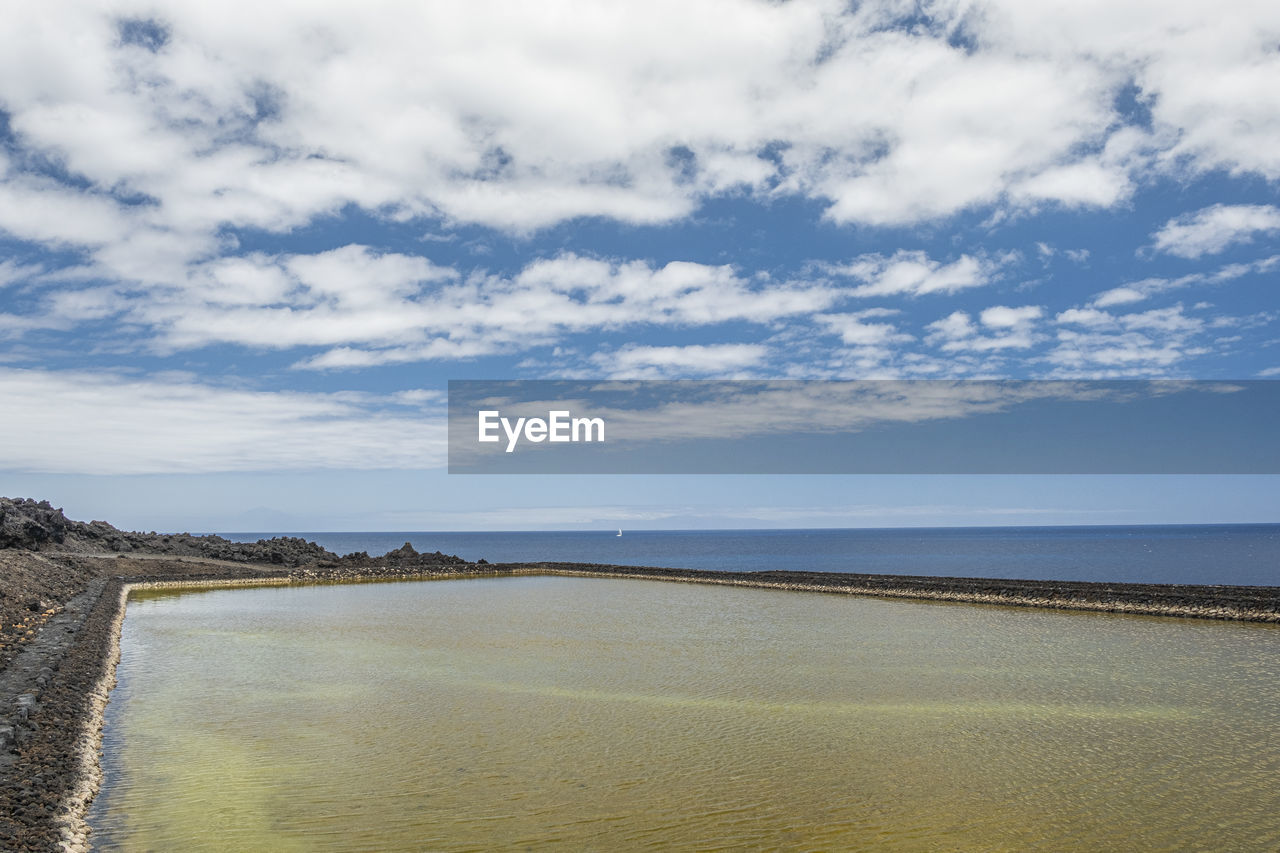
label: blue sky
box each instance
[1,0,1278,530]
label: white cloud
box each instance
[1055,308,1111,327]
[0,1,1277,390]
[0,367,445,474]
[1038,243,1093,266]
[832,251,1000,298]
[925,305,1043,352]
[589,343,770,378]
[980,305,1043,328]
[980,2,1280,180]
[1092,287,1147,308]
[1089,255,1280,306]
[1048,303,1208,374]
[1,0,1275,264]
[815,309,912,346]
[0,173,137,248]
[84,248,837,365]
[0,314,65,336]
[1056,304,1201,333]
[294,340,497,371]
[1151,204,1280,258]
[1010,159,1130,207]
[0,260,43,288]
[927,311,979,341]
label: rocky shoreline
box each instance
[0,498,1277,850]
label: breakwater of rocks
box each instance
[512,562,1280,623]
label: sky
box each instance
[1,0,1278,531]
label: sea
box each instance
[219,524,1280,587]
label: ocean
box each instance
[220,524,1280,586]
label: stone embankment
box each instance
[509,562,1280,622]
[0,553,307,851]
[0,497,1277,850]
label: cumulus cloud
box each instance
[1009,159,1131,208]
[1090,256,1280,306]
[1036,243,1090,265]
[1048,304,1208,375]
[1,0,1276,261]
[0,0,1277,398]
[91,248,836,366]
[815,309,913,346]
[830,251,1002,298]
[925,305,1043,352]
[589,343,770,378]
[0,367,445,474]
[979,2,1280,180]
[1151,204,1280,258]
[14,244,837,367]
[0,260,43,288]
[980,305,1043,328]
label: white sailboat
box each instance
[617,528,623,536]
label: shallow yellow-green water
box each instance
[89,576,1280,851]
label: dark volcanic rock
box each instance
[0,500,69,551]
[0,497,337,567]
[388,541,419,558]
[331,543,470,572]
